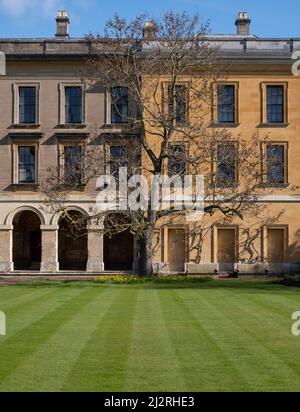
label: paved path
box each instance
[0,276,97,287]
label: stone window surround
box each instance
[57,137,86,182]
[161,80,191,126]
[167,142,189,176]
[260,141,289,187]
[212,81,239,127]
[105,142,129,177]
[212,140,239,187]
[12,82,40,126]
[11,138,39,185]
[260,81,289,126]
[104,134,139,177]
[105,89,111,125]
[58,82,86,126]
[105,87,130,125]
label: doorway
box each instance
[168,228,186,272]
[217,228,237,272]
[267,227,285,272]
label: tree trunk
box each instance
[138,227,154,276]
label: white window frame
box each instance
[260,82,288,126]
[12,141,39,184]
[261,141,289,187]
[59,83,86,125]
[13,83,40,125]
[58,139,86,182]
[106,87,130,125]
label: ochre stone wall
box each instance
[0,57,299,273]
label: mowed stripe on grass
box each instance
[0,285,99,388]
[158,286,249,391]
[0,280,300,392]
[62,285,139,392]
[0,285,121,392]
[177,286,300,391]
[124,287,187,392]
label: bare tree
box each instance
[44,11,283,275]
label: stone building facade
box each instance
[0,11,300,274]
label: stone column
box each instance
[0,225,13,273]
[41,225,59,273]
[87,225,104,273]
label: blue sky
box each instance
[0,0,299,39]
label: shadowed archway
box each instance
[58,211,88,271]
[13,210,42,270]
[103,214,134,271]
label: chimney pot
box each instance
[143,20,157,40]
[56,10,70,39]
[235,11,251,36]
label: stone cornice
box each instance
[0,37,299,64]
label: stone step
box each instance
[219,272,239,279]
[10,270,134,276]
[219,272,231,278]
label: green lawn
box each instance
[0,279,300,392]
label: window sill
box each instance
[102,123,130,128]
[173,122,190,127]
[259,123,289,128]
[214,183,239,189]
[260,183,289,188]
[211,122,240,128]
[10,124,41,129]
[56,124,87,129]
[56,182,86,192]
[10,183,40,192]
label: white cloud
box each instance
[0,0,61,17]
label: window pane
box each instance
[169,145,187,176]
[64,146,82,183]
[168,85,187,124]
[19,87,36,124]
[110,146,128,177]
[217,85,235,123]
[18,146,36,183]
[217,144,237,186]
[111,87,128,123]
[266,144,285,185]
[65,87,82,124]
[267,86,284,123]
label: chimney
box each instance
[143,21,157,40]
[56,10,69,38]
[235,11,251,35]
